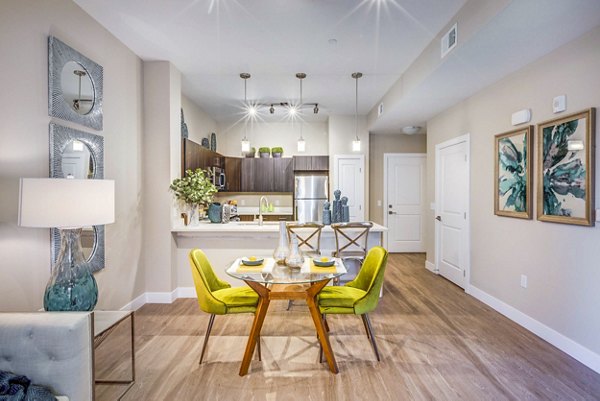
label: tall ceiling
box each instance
[74,0,465,122]
[75,0,600,131]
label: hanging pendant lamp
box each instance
[296,73,306,153]
[352,72,362,152]
[240,73,251,153]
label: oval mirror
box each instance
[61,61,95,115]
[80,226,97,261]
[61,140,95,179]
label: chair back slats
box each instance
[331,222,373,258]
[286,222,323,255]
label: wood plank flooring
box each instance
[96,253,600,401]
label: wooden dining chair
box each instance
[285,222,324,309]
[317,246,388,361]
[331,221,373,284]
[189,249,262,364]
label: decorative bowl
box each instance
[241,257,264,266]
[313,258,335,267]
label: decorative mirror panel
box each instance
[50,123,105,272]
[49,36,103,130]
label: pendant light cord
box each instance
[355,74,358,141]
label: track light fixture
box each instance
[269,104,275,114]
[314,104,319,114]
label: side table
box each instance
[94,311,135,400]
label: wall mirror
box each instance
[49,36,103,130]
[50,123,106,272]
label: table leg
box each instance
[239,281,270,376]
[306,280,339,374]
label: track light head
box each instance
[269,104,275,114]
[314,104,319,114]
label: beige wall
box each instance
[181,95,217,146]
[0,0,144,310]
[217,121,328,157]
[368,134,427,225]
[426,26,600,355]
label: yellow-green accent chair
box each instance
[189,249,261,364]
[317,246,388,361]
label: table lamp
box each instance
[18,178,115,311]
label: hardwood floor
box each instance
[96,253,600,401]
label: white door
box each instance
[384,154,426,252]
[333,155,365,221]
[435,135,469,289]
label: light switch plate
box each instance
[430,202,436,211]
[553,95,566,113]
[520,275,528,288]
[596,209,600,222]
[377,200,382,207]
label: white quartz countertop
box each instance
[172,221,387,234]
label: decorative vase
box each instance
[323,201,332,225]
[208,202,222,223]
[259,152,270,158]
[272,152,282,158]
[201,138,210,149]
[44,228,98,311]
[273,221,290,264]
[210,132,217,151]
[188,204,200,226]
[285,233,304,269]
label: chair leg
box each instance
[360,314,370,339]
[287,300,293,310]
[363,314,381,362]
[323,314,330,332]
[256,334,262,361]
[199,314,216,364]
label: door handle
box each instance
[388,211,397,215]
[435,215,442,222]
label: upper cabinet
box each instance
[182,138,222,175]
[293,155,329,171]
[241,158,293,193]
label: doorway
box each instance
[333,155,365,221]
[434,134,470,289]
[383,153,426,252]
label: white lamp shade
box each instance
[18,178,115,228]
[352,139,361,152]
[297,138,306,152]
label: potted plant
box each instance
[244,147,256,158]
[272,147,284,158]
[170,168,218,225]
[258,147,271,158]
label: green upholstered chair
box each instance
[189,249,261,364]
[317,246,388,361]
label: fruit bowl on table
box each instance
[241,257,264,266]
[313,257,335,267]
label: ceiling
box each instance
[74,0,465,122]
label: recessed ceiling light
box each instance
[402,126,421,135]
[328,38,338,46]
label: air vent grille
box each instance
[441,23,457,58]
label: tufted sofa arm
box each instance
[0,312,94,401]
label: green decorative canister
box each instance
[208,202,222,223]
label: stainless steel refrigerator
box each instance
[294,174,329,223]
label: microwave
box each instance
[210,167,226,190]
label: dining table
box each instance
[226,257,347,376]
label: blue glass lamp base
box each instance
[44,228,98,312]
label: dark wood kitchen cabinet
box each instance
[273,158,294,192]
[182,138,223,176]
[224,157,241,192]
[293,155,329,171]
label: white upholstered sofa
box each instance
[0,312,94,401]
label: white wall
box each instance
[426,26,600,356]
[0,0,144,310]
[328,115,369,217]
[217,121,328,157]
[181,95,217,146]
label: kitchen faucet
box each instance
[258,196,269,226]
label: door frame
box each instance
[383,153,427,251]
[434,133,471,291]
[333,154,365,221]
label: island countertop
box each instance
[172,221,388,235]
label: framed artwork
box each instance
[495,126,533,219]
[537,108,595,226]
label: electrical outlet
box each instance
[520,275,528,288]
[240,199,246,206]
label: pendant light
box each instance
[296,73,306,153]
[240,73,251,153]
[352,72,362,152]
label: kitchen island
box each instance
[172,221,387,287]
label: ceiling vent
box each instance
[441,23,457,58]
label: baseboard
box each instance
[120,292,147,311]
[468,285,600,374]
[145,290,177,304]
[425,260,437,273]
[175,287,196,298]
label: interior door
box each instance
[435,137,469,288]
[334,155,365,221]
[385,154,426,252]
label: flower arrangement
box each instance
[170,168,218,208]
